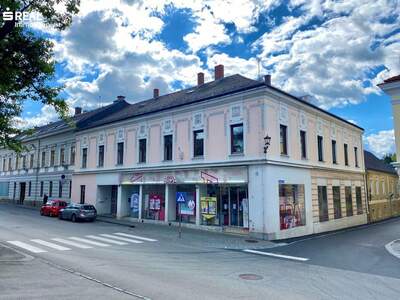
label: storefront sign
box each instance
[201,171,219,184]
[164,175,176,184]
[130,174,143,183]
[121,167,247,185]
[200,196,217,220]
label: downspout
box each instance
[34,138,40,206]
[364,171,370,222]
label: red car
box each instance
[40,200,68,217]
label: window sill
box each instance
[137,161,146,165]
[301,157,308,161]
[192,156,204,160]
[229,153,244,158]
[280,154,289,158]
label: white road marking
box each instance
[385,239,400,259]
[243,249,309,262]
[100,234,143,244]
[69,237,110,247]
[7,241,47,253]
[86,235,128,245]
[114,232,157,242]
[52,238,93,249]
[31,239,71,251]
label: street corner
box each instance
[385,239,400,260]
[0,242,34,262]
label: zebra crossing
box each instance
[7,232,157,254]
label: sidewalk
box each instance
[97,215,279,250]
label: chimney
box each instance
[264,75,271,85]
[197,72,204,86]
[74,107,82,115]
[116,95,125,102]
[214,64,224,80]
[153,88,159,98]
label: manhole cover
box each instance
[239,274,263,280]
[245,239,259,243]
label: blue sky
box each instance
[22,0,400,157]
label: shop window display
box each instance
[318,186,329,222]
[202,185,248,228]
[142,185,165,221]
[279,184,306,230]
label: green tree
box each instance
[0,0,80,152]
[383,153,397,164]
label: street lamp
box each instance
[263,135,271,154]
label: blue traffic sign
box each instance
[176,192,187,203]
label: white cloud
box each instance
[16,106,59,129]
[254,0,400,109]
[364,129,395,158]
[21,0,400,128]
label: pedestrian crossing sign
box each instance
[176,192,186,203]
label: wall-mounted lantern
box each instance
[263,135,271,154]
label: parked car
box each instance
[58,203,97,222]
[40,200,68,217]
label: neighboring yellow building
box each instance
[364,150,400,222]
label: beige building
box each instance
[364,150,400,222]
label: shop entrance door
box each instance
[220,186,248,227]
[111,185,118,216]
[19,182,26,205]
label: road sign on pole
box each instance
[176,192,187,239]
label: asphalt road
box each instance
[1,203,400,300]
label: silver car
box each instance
[59,204,97,222]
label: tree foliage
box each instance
[0,0,80,152]
[383,153,397,164]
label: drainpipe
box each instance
[364,172,370,221]
[34,139,40,207]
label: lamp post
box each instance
[263,135,271,154]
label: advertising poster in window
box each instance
[200,196,217,219]
[149,195,161,210]
[279,184,305,230]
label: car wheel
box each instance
[40,210,44,216]
[58,214,63,220]
[49,212,53,217]
[71,214,76,222]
